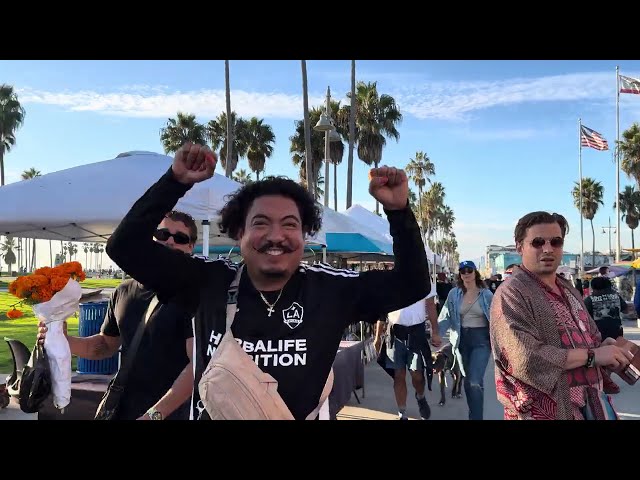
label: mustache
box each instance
[256,242,294,254]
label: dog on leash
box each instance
[431,344,462,406]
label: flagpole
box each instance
[579,118,584,278]
[616,65,621,263]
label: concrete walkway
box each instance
[3,320,640,421]
[338,319,640,420]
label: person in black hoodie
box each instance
[106,143,430,420]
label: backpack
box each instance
[198,266,333,420]
[19,343,52,414]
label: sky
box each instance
[2,59,640,270]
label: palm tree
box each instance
[572,177,604,268]
[315,174,325,199]
[66,241,78,261]
[345,81,402,214]
[245,117,275,181]
[159,112,207,154]
[21,167,43,267]
[345,60,356,210]
[329,134,344,211]
[422,182,446,242]
[83,243,90,268]
[224,60,233,178]
[21,168,41,180]
[406,151,436,234]
[207,112,248,177]
[408,189,418,214]
[619,123,640,187]
[616,185,640,256]
[232,169,253,185]
[1,236,16,275]
[0,85,26,186]
[290,106,329,197]
[301,61,313,195]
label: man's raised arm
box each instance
[106,144,230,303]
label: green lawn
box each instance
[79,278,122,289]
[0,292,80,374]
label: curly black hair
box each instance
[218,176,323,240]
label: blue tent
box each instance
[193,231,393,256]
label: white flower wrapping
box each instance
[32,278,82,410]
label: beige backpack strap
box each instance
[305,368,334,420]
[225,266,244,332]
[145,296,159,324]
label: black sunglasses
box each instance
[154,228,192,245]
[459,268,474,275]
[530,236,564,249]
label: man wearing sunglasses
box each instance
[490,211,634,420]
[105,142,430,420]
[37,210,198,420]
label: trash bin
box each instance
[76,301,119,375]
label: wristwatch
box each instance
[146,407,163,420]
[585,349,596,368]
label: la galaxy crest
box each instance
[283,302,304,329]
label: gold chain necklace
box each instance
[258,289,284,317]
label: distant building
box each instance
[482,244,580,276]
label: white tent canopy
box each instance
[343,204,393,243]
[0,151,394,255]
[344,204,443,266]
[0,151,242,246]
[309,205,393,251]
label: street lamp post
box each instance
[602,216,616,258]
[314,86,341,208]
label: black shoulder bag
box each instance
[94,296,158,420]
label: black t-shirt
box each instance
[485,279,502,294]
[195,264,382,420]
[436,281,453,304]
[584,288,628,323]
[101,280,193,420]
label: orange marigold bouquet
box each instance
[8,262,86,314]
[8,261,86,411]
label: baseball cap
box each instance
[458,260,476,271]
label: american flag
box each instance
[580,125,609,151]
[620,74,640,95]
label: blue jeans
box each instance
[459,327,491,420]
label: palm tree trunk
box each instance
[591,219,596,268]
[301,60,313,196]
[633,229,637,289]
[49,240,52,267]
[346,60,356,209]
[225,60,234,178]
[0,148,4,186]
[374,160,380,215]
[333,162,338,211]
[32,239,36,270]
[417,186,424,236]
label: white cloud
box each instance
[394,72,638,121]
[16,86,326,120]
[14,70,640,124]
